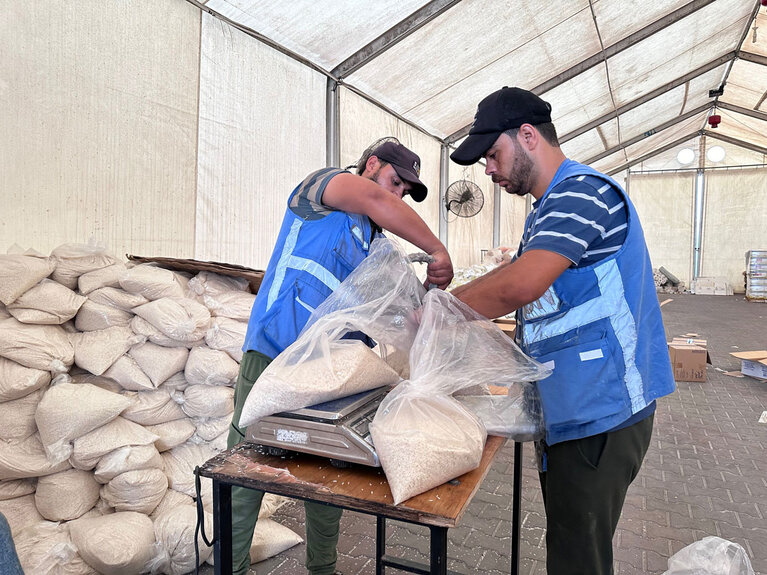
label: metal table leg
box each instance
[429,526,448,575]
[213,480,232,575]
[511,442,522,575]
[376,516,386,575]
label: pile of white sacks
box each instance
[0,244,301,574]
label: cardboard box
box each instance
[668,343,710,382]
[493,318,517,340]
[729,351,767,381]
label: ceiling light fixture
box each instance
[706,146,726,163]
[677,148,695,165]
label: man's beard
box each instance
[499,144,534,197]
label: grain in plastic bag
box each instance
[238,238,426,427]
[370,288,550,504]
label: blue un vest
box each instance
[517,159,675,445]
[242,185,377,360]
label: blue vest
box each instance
[242,188,376,360]
[517,160,675,445]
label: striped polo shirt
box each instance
[288,168,348,221]
[518,173,628,267]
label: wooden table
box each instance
[198,435,511,575]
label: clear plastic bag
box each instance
[663,536,755,575]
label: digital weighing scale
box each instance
[245,386,390,468]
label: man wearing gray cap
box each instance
[451,87,675,575]
[227,139,452,575]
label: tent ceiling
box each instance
[196,0,767,173]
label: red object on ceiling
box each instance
[708,114,721,128]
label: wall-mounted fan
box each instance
[445,180,484,218]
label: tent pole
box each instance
[692,133,706,280]
[493,183,501,248]
[439,144,449,248]
[326,79,340,168]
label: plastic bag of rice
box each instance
[184,346,239,386]
[161,442,218,497]
[119,264,188,301]
[180,384,234,418]
[35,468,100,521]
[0,493,44,535]
[145,419,196,452]
[6,279,86,325]
[74,300,133,331]
[147,504,214,575]
[102,355,155,391]
[70,511,155,575]
[15,521,98,575]
[187,270,249,299]
[130,315,203,348]
[50,243,118,290]
[0,357,51,401]
[0,253,56,305]
[128,342,188,387]
[0,433,71,480]
[70,417,159,471]
[0,388,44,441]
[132,297,211,342]
[203,291,256,320]
[0,318,74,373]
[88,286,148,311]
[35,382,132,463]
[0,478,36,500]
[99,468,167,514]
[239,340,399,427]
[205,317,247,361]
[77,262,126,295]
[193,414,231,442]
[161,371,189,392]
[94,444,163,484]
[120,389,186,426]
[69,326,144,376]
[150,488,193,519]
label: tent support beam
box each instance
[702,130,767,156]
[332,0,462,78]
[492,183,501,248]
[584,103,711,165]
[326,79,340,167]
[716,101,767,123]
[736,50,767,68]
[607,131,700,175]
[439,144,449,247]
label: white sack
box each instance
[88,287,148,311]
[161,442,218,497]
[133,297,211,342]
[50,243,118,290]
[0,318,74,372]
[205,317,247,362]
[206,518,303,567]
[70,417,159,471]
[15,521,98,575]
[149,489,193,520]
[203,291,256,321]
[69,326,143,375]
[94,444,164,484]
[193,415,231,442]
[0,388,43,441]
[0,357,50,401]
[181,384,234,418]
[77,262,126,295]
[74,300,133,331]
[35,382,131,463]
[35,469,100,521]
[0,493,44,535]
[184,346,239,386]
[0,254,56,305]
[102,355,154,391]
[0,478,36,500]
[128,342,188,387]
[146,419,196,452]
[69,511,155,575]
[69,372,123,394]
[148,504,213,575]
[130,315,203,348]
[119,265,187,300]
[6,279,86,324]
[100,468,167,514]
[120,389,186,426]
[0,434,71,480]
[160,371,189,392]
[663,535,755,575]
[187,271,249,299]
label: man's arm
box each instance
[322,173,453,288]
[451,249,571,319]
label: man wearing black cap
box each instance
[451,87,675,575]
[227,139,452,575]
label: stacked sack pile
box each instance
[0,244,302,575]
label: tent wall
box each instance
[446,162,496,268]
[0,0,201,259]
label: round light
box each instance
[706,145,726,163]
[677,148,695,165]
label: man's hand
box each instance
[426,248,453,289]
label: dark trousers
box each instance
[538,414,654,575]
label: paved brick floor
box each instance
[202,294,767,574]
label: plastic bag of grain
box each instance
[205,317,247,361]
[70,511,155,575]
[0,493,44,534]
[187,270,250,299]
[179,384,234,418]
[35,381,132,463]
[88,286,148,311]
[69,326,144,376]
[0,318,74,373]
[102,355,154,391]
[161,371,189,392]
[370,288,550,504]
[70,417,159,471]
[161,442,218,497]
[132,297,211,343]
[0,388,44,441]
[0,358,51,401]
[130,315,204,348]
[0,434,71,480]
[203,291,256,320]
[0,253,56,305]
[94,444,163,483]
[184,346,239,386]
[147,504,213,575]
[6,279,87,325]
[50,243,118,290]
[100,468,167,514]
[119,264,188,301]
[0,478,36,500]
[74,300,133,331]
[15,520,98,575]
[146,419,196,452]
[128,342,188,387]
[193,415,231,442]
[150,488,194,519]
[78,262,126,295]
[35,469,100,521]
[120,389,186,425]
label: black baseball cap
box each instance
[372,141,428,202]
[451,87,553,166]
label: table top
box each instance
[199,435,507,528]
